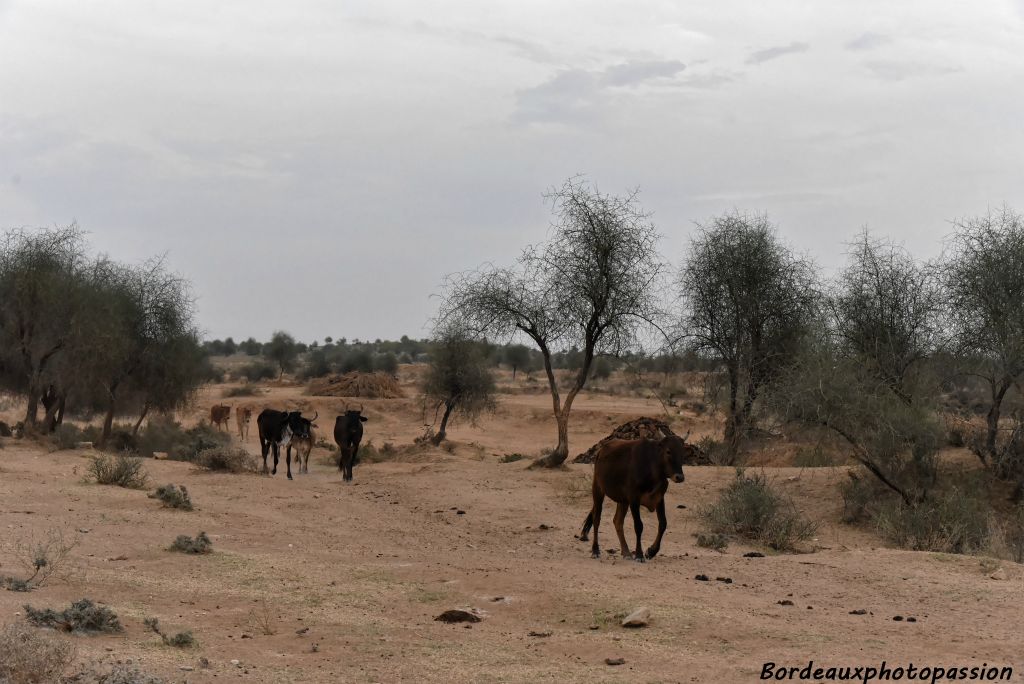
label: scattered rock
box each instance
[695,574,709,581]
[907,617,917,623]
[621,607,650,628]
[777,600,794,606]
[676,504,687,509]
[715,577,733,584]
[456,510,466,515]
[152,451,168,460]
[743,552,765,558]
[605,658,626,666]
[589,625,599,630]
[528,630,552,638]
[849,609,867,615]
[990,568,1007,581]
[893,615,904,622]
[538,524,550,530]
[296,627,309,635]
[179,666,194,672]
[490,596,504,602]
[434,609,481,624]
[230,660,240,666]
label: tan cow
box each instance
[289,428,314,475]
[236,406,252,440]
[210,404,231,431]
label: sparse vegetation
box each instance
[223,385,259,397]
[0,623,75,683]
[170,531,213,554]
[701,471,817,551]
[247,598,276,635]
[194,446,257,473]
[696,532,729,551]
[88,453,149,489]
[143,617,197,648]
[499,453,526,463]
[793,445,839,468]
[2,528,79,591]
[24,598,123,633]
[149,483,193,510]
[873,488,990,554]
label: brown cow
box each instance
[288,428,314,475]
[210,404,231,431]
[236,406,252,440]
[578,436,688,562]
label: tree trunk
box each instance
[533,345,593,468]
[55,393,66,426]
[23,389,41,430]
[99,383,120,449]
[431,400,456,445]
[512,366,517,381]
[132,403,151,436]
[984,378,1012,459]
[723,363,741,446]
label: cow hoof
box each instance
[591,550,601,559]
[287,475,293,480]
[578,534,588,542]
[646,547,659,559]
[633,553,646,563]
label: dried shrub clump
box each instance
[23,598,123,633]
[149,484,193,510]
[143,617,196,648]
[170,531,213,554]
[1,528,79,592]
[701,471,817,551]
[0,623,76,683]
[88,453,149,489]
[194,446,257,473]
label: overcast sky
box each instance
[2,1,1023,342]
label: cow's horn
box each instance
[309,410,319,422]
[681,429,691,443]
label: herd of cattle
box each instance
[209,402,692,563]
[209,404,366,482]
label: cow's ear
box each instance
[359,416,368,422]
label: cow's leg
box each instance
[352,442,360,466]
[590,488,604,558]
[285,444,293,480]
[646,497,668,560]
[579,511,593,541]
[629,502,645,563]
[260,440,270,474]
[612,503,630,559]
[271,443,280,475]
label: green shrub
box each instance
[701,471,817,551]
[840,471,881,523]
[149,484,193,511]
[50,423,86,451]
[139,418,230,461]
[1002,505,1024,564]
[874,489,991,554]
[240,361,276,382]
[24,598,123,633]
[88,453,149,489]
[170,531,212,554]
[0,623,75,683]
[194,446,257,473]
[358,440,396,463]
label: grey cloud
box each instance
[746,41,809,64]
[601,60,686,87]
[513,60,686,124]
[845,32,891,51]
[864,60,960,82]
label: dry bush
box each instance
[194,446,257,473]
[50,423,88,451]
[2,528,79,591]
[873,486,991,555]
[170,531,212,554]
[23,598,123,633]
[358,440,398,463]
[247,599,276,635]
[695,532,728,551]
[88,453,149,489]
[143,617,196,648]
[223,385,258,397]
[996,505,1024,563]
[0,623,75,683]
[793,445,839,468]
[556,473,592,505]
[139,418,229,460]
[66,663,165,683]
[499,453,526,463]
[701,470,817,551]
[149,484,193,511]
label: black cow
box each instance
[334,407,367,482]
[257,409,317,480]
[578,436,687,562]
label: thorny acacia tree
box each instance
[678,212,817,446]
[438,178,663,467]
[945,206,1024,461]
[830,230,944,404]
[0,226,90,430]
[422,326,496,444]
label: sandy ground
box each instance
[1,372,1023,683]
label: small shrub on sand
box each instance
[149,484,193,511]
[139,419,229,461]
[143,617,197,648]
[1,528,79,591]
[170,531,212,554]
[0,623,75,683]
[194,446,257,473]
[696,532,729,551]
[873,489,990,554]
[88,453,149,489]
[701,471,817,551]
[793,445,838,468]
[499,453,526,463]
[358,440,397,463]
[223,385,258,397]
[24,598,123,633]
[50,423,87,451]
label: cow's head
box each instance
[287,410,317,440]
[659,435,688,484]
[341,403,368,428]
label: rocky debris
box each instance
[573,418,709,465]
[849,609,867,615]
[990,568,1007,581]
[743,552,765,558]
[307,372,403,398]
[893,615,904,621]
[606,658,626,666]
[695,574,710,581]
[528,630,552,637]
[715,577,733,584]
[621,607,650,628]
[778,600,794,606]
[434,609,481,624]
